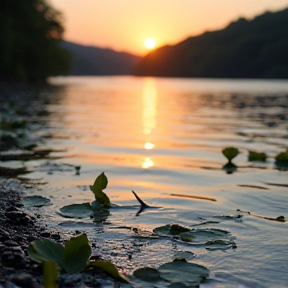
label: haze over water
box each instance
[26,76,288,287]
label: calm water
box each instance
[24,77,288,287]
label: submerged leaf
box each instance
[62,234,92,274]
[58,203,93,219]
[205,239,237,251]
[90,260,130,283]
[248,151,267,161]
[21,195,52,207]
[29,239,64,268]
[153,224,190,236]
[91,173,110,207]
[133,267,162,282]
[158,259,209,285]
[222,147,239,162]
[170,224,190,235]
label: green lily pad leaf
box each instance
[205,239,237,251]
[21,195,52,207]
[133,267,162,282]
[90,260,130,283]
[170,224,190,235]
[167,283,188,288]
[62,234,92,274]
[222,147,239,162]
[180,228,230,243]
[248,151,267,161]
[91,173,110,207]
[43,261,58,288]
[58,203,93,219]
[153,224,190,236]
[275,152,288,163]
[158,259,209,285]
[29,238,64,268]
[174,251,195,261]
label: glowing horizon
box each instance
[51,0,288,55]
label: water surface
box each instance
[24,77,288,287]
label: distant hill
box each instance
[134,8,288,79]
[61,41,140,75]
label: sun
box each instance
[144,38,156,50]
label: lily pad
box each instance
[174,251,195,261]
[275,151,288,163]
[248,151,267,161]
[153,224,190,236]
[90,260,130,283]
[133,267,162,282]
[180,228,231,243]
[205,239,237,251]
[222,147,239,162]
[21,195,52,207]
[58,203,93,219]
[158,259,209,285]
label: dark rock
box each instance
[10,273,40,288]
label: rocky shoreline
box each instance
[0,85,117,287]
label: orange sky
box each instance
[51,0,288,56]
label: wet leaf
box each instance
[133,267,162,282]
[153,224,190,236]
[222,147,239,162]
[43,261,58,288]
[174,251,195,261]
[21,195,52,207]
[62,234,92,274]
[58,203,93,219]
[248,151,267,161]
[275,151,288,163]
[158,259,209,285]
[29,239,64,268]
[91,173,110,207]
[205,239,237,251]
[180,228,231,243]
[90,260,130,283]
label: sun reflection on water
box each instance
[142,79,157,135]
[142,157,154,169]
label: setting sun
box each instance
[144,38,156,50]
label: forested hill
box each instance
[61,41,140,75]
[134,8,288,79]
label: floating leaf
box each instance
[222,147,239,162]
[174,251,195,261]
[91,173,110,207]
[180,228,231,243]
[133,267,162,282]
[153,224,190,236]
[205,239,237,251]
[43,261,58,288]
[90,260,130,283]
[248,151,267,161]
[158,259,209,285]
[170,224,190,235]
[62,234,92,274]
[275,152,288,163]
[29,239,64,268]
[21,195,52,207]
[58,203,93,219]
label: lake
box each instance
[23,76,288,287]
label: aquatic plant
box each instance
[275,151,288,163]
[222,147,239,162]
[248,151,267,161]
[29,233,130,286]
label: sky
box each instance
[51,0,288,56]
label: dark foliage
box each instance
[0,0,70,83]
[61,41,140,75]
[134,8,288,79]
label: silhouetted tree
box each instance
[0,0,70,82]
